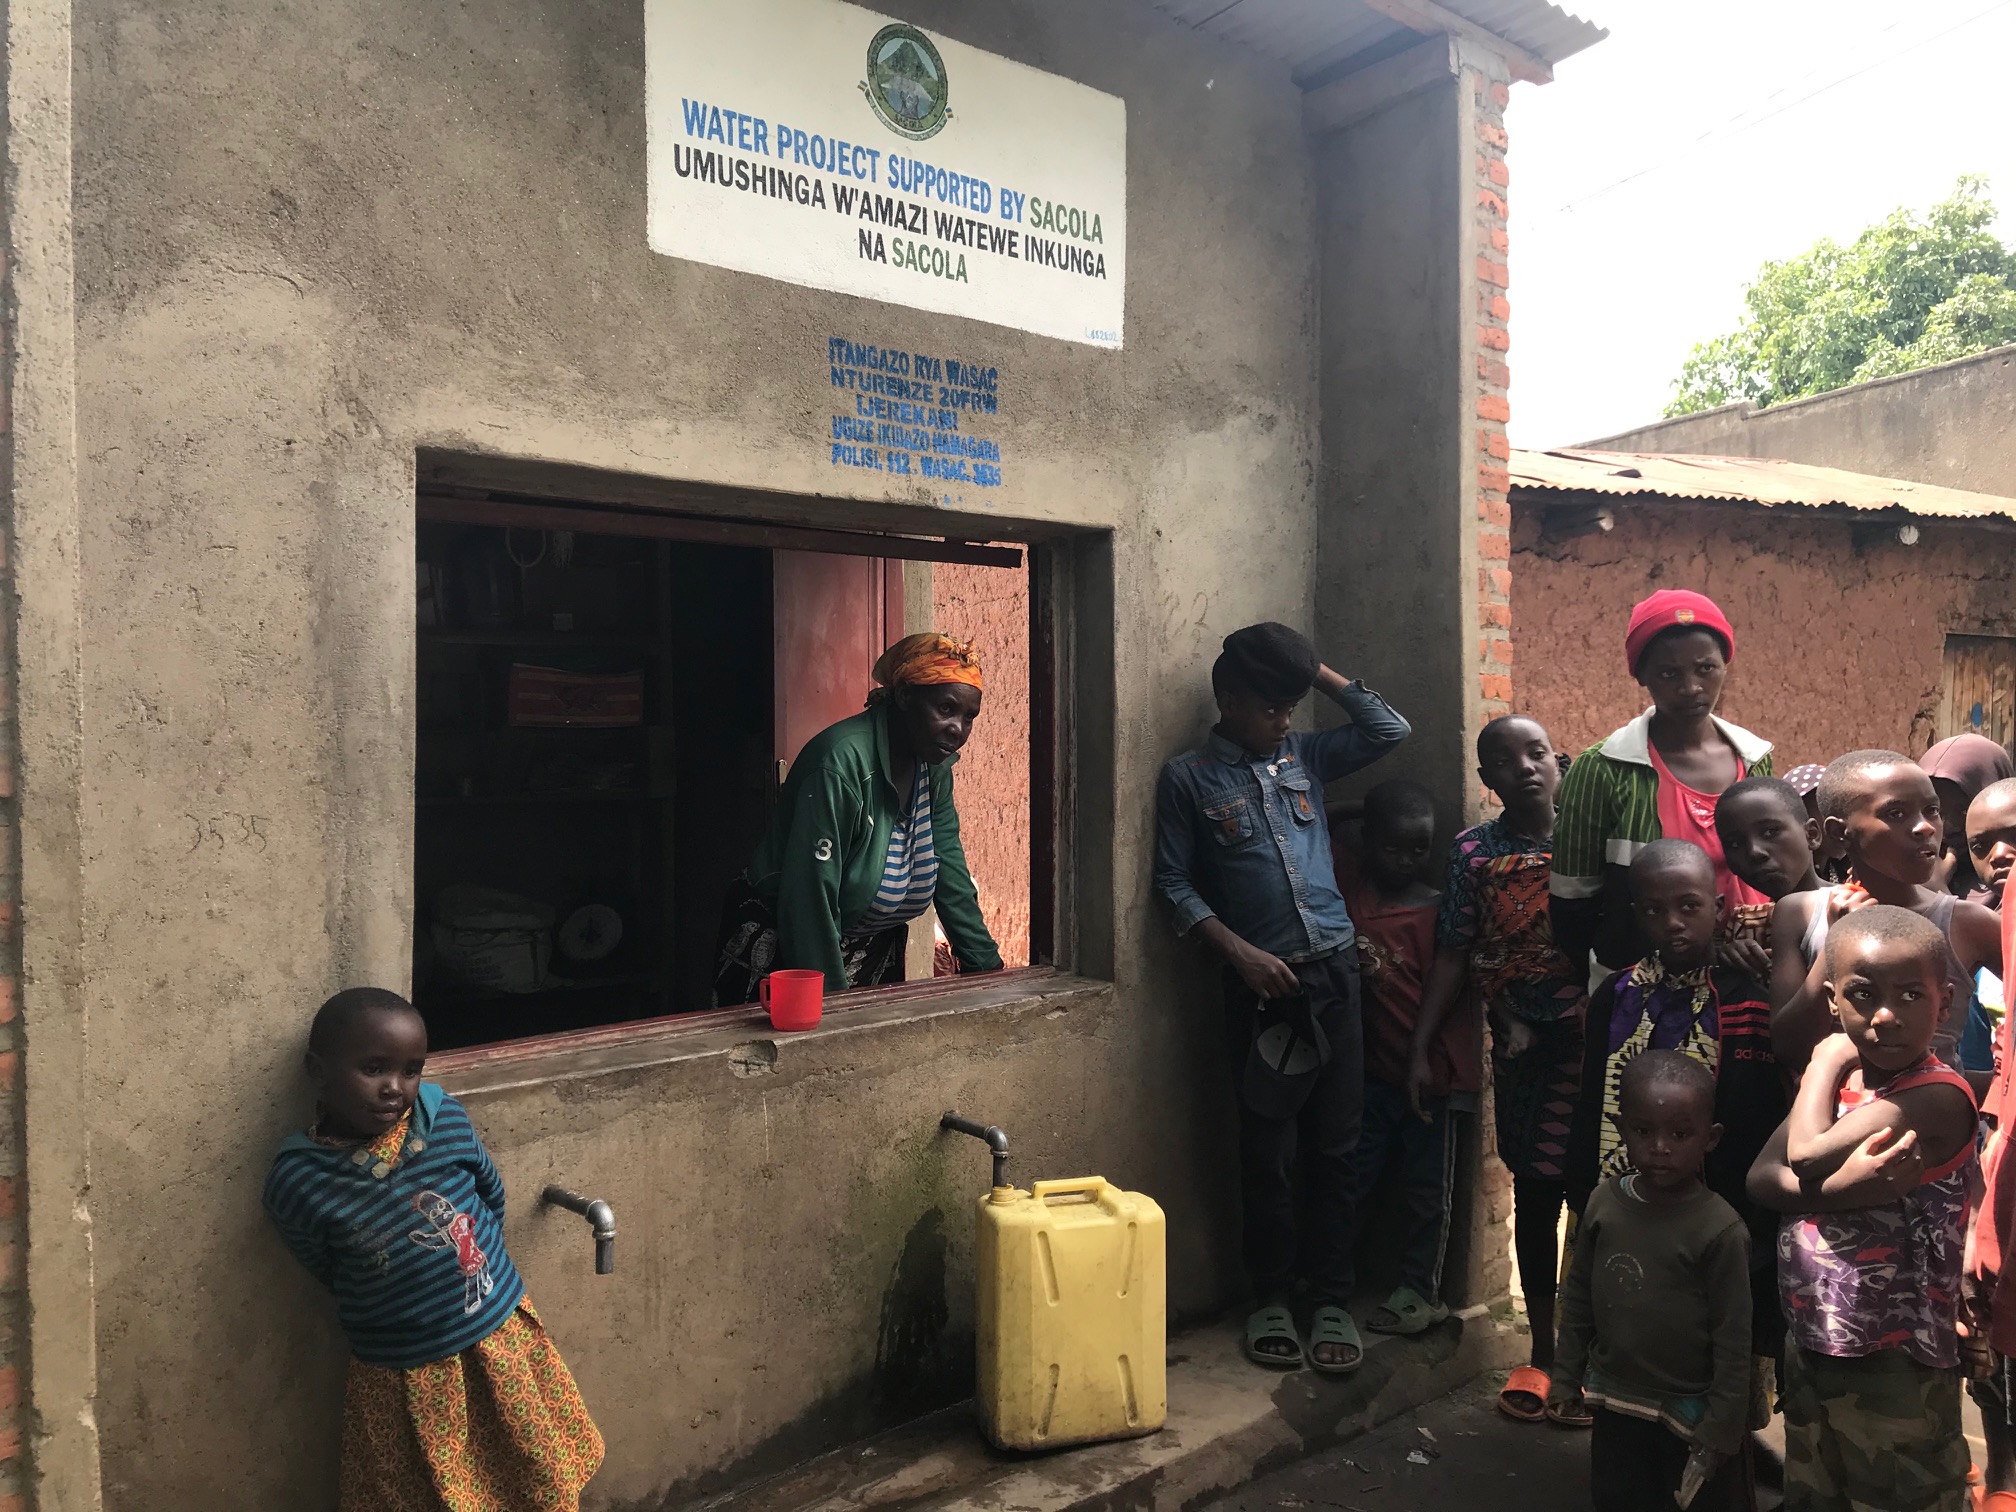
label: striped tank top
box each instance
[848,761,938,938]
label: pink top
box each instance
[1647,741,1769,919]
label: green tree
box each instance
[1665,177,2016,415]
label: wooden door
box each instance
[772,552,905,775]
[1939,634,2016,746]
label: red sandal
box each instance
[1497,1365,1551,1423]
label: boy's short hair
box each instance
[1823,903,1947,977]
[1619,1047,1715,1113]
[1628,838,1715,890]
[309,986,420,1055]
[1714,775,1808,832]
[1362,779,1436,837]
[1211,622,1319,701]
[1476,713,1549,761]
[1817,749,1913,822]
[1973,776,2016,817]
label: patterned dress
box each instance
[1778,1054,1977,1369]
[1436,819,1586,1182]
[319,1114,605,1512]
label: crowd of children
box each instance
[1155,602,2016,1512]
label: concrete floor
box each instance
[1197,1355,1988,1512]
[1195,1372,1769,1512]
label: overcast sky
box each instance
[1506,0,2016,448]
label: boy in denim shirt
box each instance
[1154,622,1411,1373]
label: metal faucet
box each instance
[940,1111,1010,1189]
[541,1185,617,1275]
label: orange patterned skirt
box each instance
[338,1297,604,1512]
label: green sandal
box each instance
[1364,1285,1450,1336]
[1243,1305,1304,1369]
[1307,1305,1364,1375]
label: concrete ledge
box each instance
[687,1307,1525,1512]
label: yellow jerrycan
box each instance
[941,1113,1167,1451]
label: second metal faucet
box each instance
[542,1185,617,1274]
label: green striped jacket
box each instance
[1549,710,1773,971]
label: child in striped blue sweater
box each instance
[264,989,603,1512]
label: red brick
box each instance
[1479,530,1511,561]
[0,980,17,1027]
[1479,465,1512,493]
[1485,432,1511,460]
[1477,122,1509,148]
[0,763,13,802]
[1489,638,1513,667]
[1490,294,1512,320]
[1490,228,1510,254]
[1476,189,1508,220]
[1484,567,1512,597]
[0,1055,20,1096]
[0,1240,21,1292]
[1481,601,1513,630]
[0,1489,26,1512]
[1477,357,1511,388]
[1480,496,1511,528]
[1491,83,1511,108]
[0,905,19,949]
[1488,158,1510,188]
[0,1179,21,1223]
[1480,672,1514,702]
[0,1424,21,1464]
[1477,395,1511,423]
[1476,258,1510,287]
[1478,326,1511,352]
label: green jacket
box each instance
[1551,709,1773,971]
[745,702,1002,990]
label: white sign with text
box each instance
[645,0,1126,348]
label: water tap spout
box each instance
[940,1111,1010,1188]
[541,1185,617,1275]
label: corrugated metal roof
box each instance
[1143,0,1607,85]
[1510,448,2016,523]
[1449,0,1608,67]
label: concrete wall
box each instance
[44,1,1351,1507]
[1313,53,1514,1308]
[1510,500,2016,765]
[1584,343,2016,497]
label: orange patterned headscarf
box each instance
[870,633,983,701]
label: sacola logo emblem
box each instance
[861,23,949,141]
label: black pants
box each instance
[1354,1080,1457,1302]
[1223,952,1365,1308]
[1589,1409,1751,1512]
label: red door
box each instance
[772,552,906,774]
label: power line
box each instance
[1541,0,2016,216]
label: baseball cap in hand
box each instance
[1240,994,1330,1118]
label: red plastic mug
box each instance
[760,969,824,1031]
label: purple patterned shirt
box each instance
[1776,1056,1976,1369]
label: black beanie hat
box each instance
[1215,622,1320,701]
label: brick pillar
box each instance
[1472,72,1514,723]
[1454,53,1518,1310]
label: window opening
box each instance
[415,490,1034,1052]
